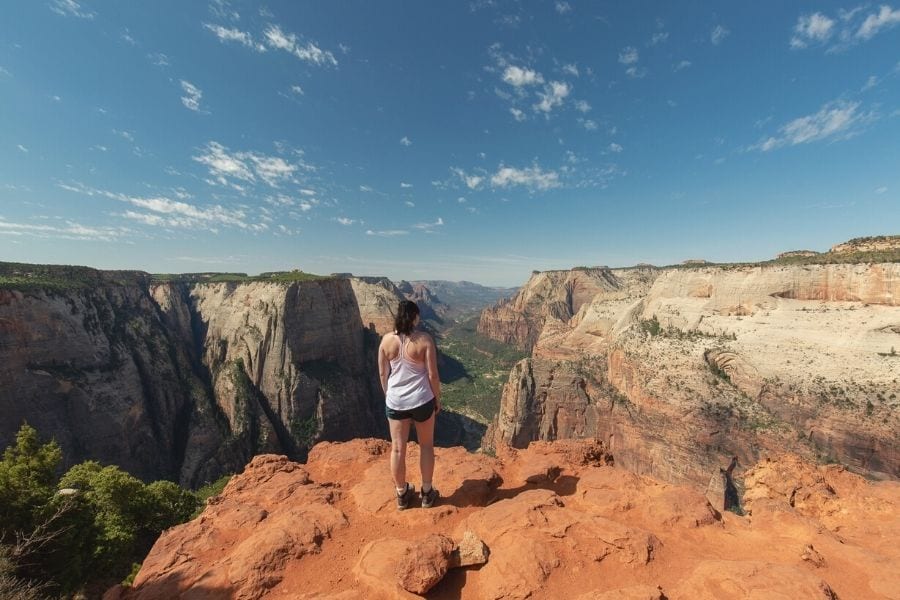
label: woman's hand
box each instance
[434,397,442,414]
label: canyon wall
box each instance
[481,262,900,486]
[0,272,396,487]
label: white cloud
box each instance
[16,144,28,153]
[400,182,413,188]
[673,60,692,71]
[121,29,136,46]
[149,53,170,67]
[875,186,888,194]
[404,201,415,207]
[180,80,204,112]
[113,129,134,142]
[711,24,730,45]
[203,23,267,52]
[490,165,560,190]
[510,107,526,121]
[650,31,669,45]
[290,84,304,95]
[857,5,900,39]
[562,63,579,77]
[574,100,591,113]
[263,24,337,66]
[0,218,126,241]
[457,196,467,203]
[298,199,317,212]
[608,142,623,153]
[790,12,835,48]
[49,0,94,19]
[534,81,570,113]
[451,167,485,189]
[753,100,873,151]
[209,0,240,21]
[555,1,572,14]
[0,66,10,77]
[359,185,373,192]
[193,141,302,188]
[400,136,413,146]
[335,217,357,226]
[502,65,544,87]
[618,47,639,65]
[413,217,444,231]
[580,118,598,131]
[366,229,408,237]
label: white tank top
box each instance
[385,333,434,410]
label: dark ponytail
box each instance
[394,300,420,335]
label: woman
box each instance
[378,300,442,510]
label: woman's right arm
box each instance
[424,335,441,413]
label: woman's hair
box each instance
[394,300,420,335]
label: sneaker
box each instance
[421,486,440,509]
[397,483,415,510]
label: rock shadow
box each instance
[427,563,487,600]
[108,571,234,600]
[442,474,579,509]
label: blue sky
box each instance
[1,1,898,286]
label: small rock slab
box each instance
[397,534,456,594]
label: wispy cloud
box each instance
[400,136,413,146]
[16,144,28,153]
[502,65,544,87]
[618,46,645,78]
[400,182,413,188]
[562,63,579,77]
[857,5,900,39]
[203,23,267,52]
[413,217,444,231]
[650,31,669,45]
[49,0,95,19]
[451,167,485,190]
[790,13,835,48]
[290,84,304,95]
[574,100,591,113]
[711,25,730,45]
[193,141,308,188]
[491,165,560,190]
[752,99,874,151]
[534,81,570,113]
[555,1,572,15]
[263,24,338,66]
[359,185,374,192]
[180,80,204,112]
[875,185,888,194]
[608,142,623,153]
[0,66,10,78]
[335,217,357,226]
[59,181,259,230]
[366,229,408,237]
[0,218,126,241]
[673,60,691,72]
[149,53,170,67]
[510,107,526,121]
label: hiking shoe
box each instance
[397,483,415,510]
[421,486,439,509]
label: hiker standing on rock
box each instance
[378,300,442,510]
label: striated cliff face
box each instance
[477,267,659,352]
[0,273,387,486]
[482,262,900,486]
[346,276,404,335]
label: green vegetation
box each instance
[0,262,146,292]
[437,315,527,423]
[640,315,737,341]
[0,424,201,597]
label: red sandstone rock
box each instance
[396,534,455,594]
[118,440,900,600]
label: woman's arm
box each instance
[377,337,391,396]
[424,335,442,413]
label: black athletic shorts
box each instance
[385,398,436,422]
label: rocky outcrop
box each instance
[346,276,404,335]
[482,261,900,486]
[113,439,900,599]
[0,271,386,486]
[478,267,659,352]
[831,235,900,254]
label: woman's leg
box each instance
[413,412,436,490]
[388,417,412,489]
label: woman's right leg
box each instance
[388,417,412,489]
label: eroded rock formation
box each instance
[111,439,900,599]
[481,261,900,485]
[0,272,394,486]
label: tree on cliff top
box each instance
[0,424,199,596]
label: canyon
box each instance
[479,255,900,487]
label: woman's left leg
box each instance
[388,417,412,489]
